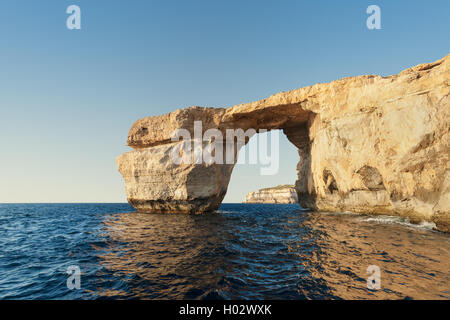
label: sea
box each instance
[0,203,448,300]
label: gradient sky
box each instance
[0,0,448,203]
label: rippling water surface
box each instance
[0,203,448,299]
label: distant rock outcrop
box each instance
[117,55,450,232]
[244,185,298,204]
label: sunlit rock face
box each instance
[244,185,298,204]
[117,54,450,231]
[116,141,235,213]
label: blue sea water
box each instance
[0,203,448,300]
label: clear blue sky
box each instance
[0,0,448,203]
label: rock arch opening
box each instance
[223,129,303,204]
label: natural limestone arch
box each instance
[118,104,315,212]
[117,55,450,232]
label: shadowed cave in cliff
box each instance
[223,129,303,204]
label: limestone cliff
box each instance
[117,54,450,232]
[244,185,298,204]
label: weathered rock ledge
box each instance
[117,54,450,231]
[244,185,298,204]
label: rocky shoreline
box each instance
[244,185,298,204]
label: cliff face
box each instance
[244,185,298,204]
[116,142,234,213]
[117,54,450,232]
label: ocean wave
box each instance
[362,215,437,230]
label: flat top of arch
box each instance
[126,54,449,149]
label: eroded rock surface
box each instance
[117,141,235,213]
[117,54,450,231]
[244,185,298,204]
